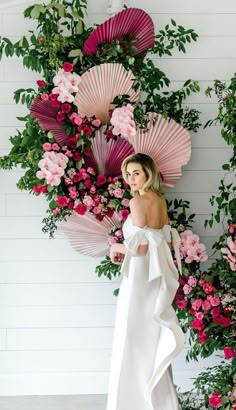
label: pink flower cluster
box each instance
[108,228,124,245]
[221,236,236,271]
[36,150,69,186]
[175,272,233,345]
[52,63,81,103]
[110,103,136,139]
[180,230,208,263]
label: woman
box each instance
[106,153,184,410]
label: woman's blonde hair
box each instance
[121,153,161,196]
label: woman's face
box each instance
[125,162,147,192]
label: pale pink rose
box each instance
[52,208,61,215]
[115,230,123,238]
[92,119,101,127]
[210,296,221,307]
[121,198,130,207]
[113,188,125,198]
[93,205,102,214]
[47,174,61,186]
[199,252,208,262]
[87,167,96,175]
[108,236,118,245]
[65,151,73,157]
[187,276,197,287]
[183,284,192,294]
[83,195,95,208]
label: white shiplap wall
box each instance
[0,0,235,396]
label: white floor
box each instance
[0,395,107,410]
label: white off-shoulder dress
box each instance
[106,216,185,410]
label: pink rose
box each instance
[52,208,61,215]
[202,300,211,311]
[187,276,197,287]
[52,143,60,151]
[183,284,192,294]
[92,119,101,127]
[209,392,222,408]
[191,299,203,311]
[195,312,204,320]
[203,282,216,294]
[108,236,118,245]
[41,93,49,101]
[224,346,235,359]
[42,142,52,151]
[121,198,130,207]
[228,224,235,234]
[90,186,96,194]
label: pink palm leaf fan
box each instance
[74,63,140,124]
[30,96,72,145]
[125,113,191,187]
[83,8,155,58]
[58,211,122,257]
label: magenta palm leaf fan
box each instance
[83,8,155,57]
[126,114,191,187]
[85,126,134,176]
[74,63,140,124]
[30,96,71,144]
[58,212,121,257]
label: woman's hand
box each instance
[110,243,126,265]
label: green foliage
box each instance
[153,20,198,57]
[95,256,121,281]
[166,198,195,231]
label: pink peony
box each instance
[209,392,222,408]
[224,346,235,359]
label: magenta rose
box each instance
[198,332,208,344]
[208,392,222,408]
[61,103,71,113]
[37,80,46,87]
[56,196,69,207]
[213,316,231,327]
[96,174,107,186]
[62,62,74,72]
[224,346,235,359]
[75,203,87,215]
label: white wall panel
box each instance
[0,0,234,397]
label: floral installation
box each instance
[0,0,235,407]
